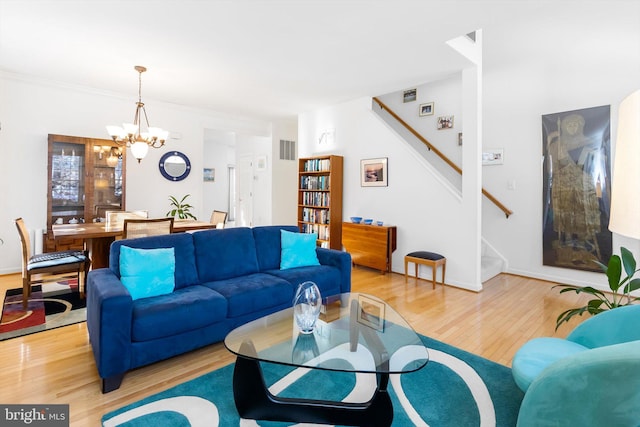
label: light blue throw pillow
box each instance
[119,246,176,300]
[280,230,320,270]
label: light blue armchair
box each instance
[512,304,640,426]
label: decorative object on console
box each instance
[363,218,373,225]
[106,65,169,163]
[350,216,362,224]
[292,281,322,334]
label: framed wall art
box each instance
[203,168,215,182]
[403,89,417,103]
[542,104,612,271]
[419,102,434,116]
[437,116,454,129]
[361,157,388,187]
[357,294,385,331]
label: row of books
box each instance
[300,175,330,190]
[301,207,330,224]
[301,191,331,207]
[302,158,331,172]
[300,223,330,240]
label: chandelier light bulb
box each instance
[105,65,169,162]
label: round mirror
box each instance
[159,151,191,181]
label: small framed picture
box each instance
[403,88,417,103]
[357,294,385,332]
[482,148,504,165]
[203,168,215,182]
[419,102,434,116]
[256,155,267,171]
[437,115,454,130]
[361,157,388,187]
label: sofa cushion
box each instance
[110,233,199,290]
[119,246,175,300]
[280,230,320,270]
[131,285,227,342]
[202,273,293,318]
[512,337,588,392]
[252,225,299,271]
[193,228,260,282]
[267,265,342,298]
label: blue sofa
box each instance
[86,225,352,392]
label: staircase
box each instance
[481,239,505,282]
[371,96,509,286]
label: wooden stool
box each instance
[404,251,446,289]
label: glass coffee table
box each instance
[224,292,429,426]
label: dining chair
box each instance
[15,217,90,308]
[210,210,228,229]
[123,217,174,239]
[105,210,148,227]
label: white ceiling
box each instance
[1,0,638,121]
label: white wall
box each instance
[376,73,464,190]
[0,73,272,274]
[299,94,483,290]
[271,119,298,225]
[203,130,236,221]
[235,133,273,226]
[298,24,640,293]
[481,26,640,289]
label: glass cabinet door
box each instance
[50,141,86,225]
[46,134,127,252]
[91,144,124,222]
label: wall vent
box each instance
[279,139,296,160]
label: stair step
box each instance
[481,255,503,283]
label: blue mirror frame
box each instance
[159,151,191,181]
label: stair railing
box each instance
[373,97,513,218]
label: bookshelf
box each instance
[298,155,343,249]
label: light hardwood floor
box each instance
[0,268,593,426]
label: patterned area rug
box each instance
[102,335,524,426]
[0,279,86,341]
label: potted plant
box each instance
[554,247,640,330]
[166,194,197,220]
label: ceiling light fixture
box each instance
[106,66,168,163]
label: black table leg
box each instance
[232,342,393,427]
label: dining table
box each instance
[52,219,218,269]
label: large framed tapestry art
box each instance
[542,105,612,272]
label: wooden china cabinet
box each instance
[44,134,126,252]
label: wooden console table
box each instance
[342,222,397,273]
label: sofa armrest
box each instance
[316,248,352,293]
[516,340,640,427]
[86,268,133,380]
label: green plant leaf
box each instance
[555,307,590,330]
[621,247,637,278]
[624,278,640,294]
[606,255,622,292]
[555,285,608,300]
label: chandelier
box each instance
[106,66,168,162]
